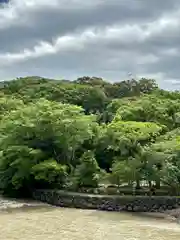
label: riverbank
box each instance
[1,190,179,221]
[0,195,50,212]
[32,189,180,221]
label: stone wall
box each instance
[32,189,180,212]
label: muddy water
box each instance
[0,198,180,240]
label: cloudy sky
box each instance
[0,0,180,89]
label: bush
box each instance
[71,151,101,189]
[31,159,68,188]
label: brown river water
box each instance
[0,197,180,240]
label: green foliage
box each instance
[0,76,180,195]
[107,120,164,144]
[2,77,109,114]
[113,95,180,129]
[0,99,98,164]
[93,120,164,174]
[0,146,44,191]
[95,121,163,168]
[0,98,99,194]
[31,159,68,187]
[0,95,24,119]
[71,151,101,188]
[1,76,158,114]
[106,95,177,127]
[109,159,142,187]
[140,130,180,190]
[109,161,130,187]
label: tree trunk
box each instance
[136,179,141,189]
[155,179,160,189]
[148,181,152,189]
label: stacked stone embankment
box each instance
[33,189,180,214]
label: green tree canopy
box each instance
[95,120,164,171]
[113,95,180,129]
[0,95,24,119]
[71,151,101,188]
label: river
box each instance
[0,197,180,240]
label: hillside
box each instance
[0,76,180,196]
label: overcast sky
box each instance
[1,0,180,89]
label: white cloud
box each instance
[0,0,105,29]
[0,18,173,65]
[0,0,60,28]
[1,0,180,89]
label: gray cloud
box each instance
[1,0,180,89]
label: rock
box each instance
[32,190,180,215]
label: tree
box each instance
[75,76,105,86]
[95,120,164,171]
[0,146,45,193]
[71,151,101,189]
[31,159,68,188]
[1,77,109,114]
[1,75,180,196]
[0,95,24,119]
[113,95,180,129]
[138,78,158,94]
[161,160,180,194]
[0,99,99,194]
[107,152,145,190]
[0,99,98,165]
[142,130,180,190]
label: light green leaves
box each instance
[0,99,99,192]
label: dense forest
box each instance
[0,76,180,196]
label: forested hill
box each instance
[0,76,180,196]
